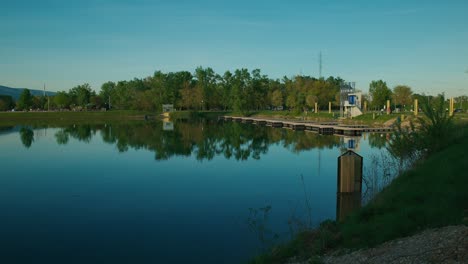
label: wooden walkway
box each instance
[219,116,393,136]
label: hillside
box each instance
[0,85,56,100]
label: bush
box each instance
[388,94,456,160]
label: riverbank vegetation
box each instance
[249,96,468,263]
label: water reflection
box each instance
[19,127,34,148]
[0,120,402,264]
[16,120,341,161]
[368,132,388,149]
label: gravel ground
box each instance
[322,225,468,264]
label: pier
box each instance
[219,116,393,136]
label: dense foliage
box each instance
[0,95,14,111]
[3,68,467,113]
[388,94,459,161]
[94,68,346,113]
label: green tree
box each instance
[70,83,94,107]
[219,71,233,110]
[195,67,217,110]
[53,91,72,109]
[305,93,317,110]
[392,85,413,109]
[271,89,283,108]
[230,68,251,112]
[16,89,33,110]
[0,95,14,111]
[369,80,392,109]
[100,81,116,108]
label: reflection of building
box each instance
[341,136,361,151]
[162,118,174,131]
[336,150,363,221]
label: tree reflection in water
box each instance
[19,127,34,148]
[43,120,341,161]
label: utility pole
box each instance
[44,83,49,111]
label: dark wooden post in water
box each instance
[336,150,363,221]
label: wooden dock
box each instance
[219,116,393,135]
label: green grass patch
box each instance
[169,110,230,120]
[0,110,154,126]
[340,128,468,248]
[251,122,468,263]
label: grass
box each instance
[340,125,468,248]
[0,110,154,126]
[225,110,408,126]
[250,122,468,263]
[169,110,230,120]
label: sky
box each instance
[1,0,467,96]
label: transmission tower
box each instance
[319,51,322,78]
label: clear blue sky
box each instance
[1,0,467,96]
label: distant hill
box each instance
[0,85,56,101]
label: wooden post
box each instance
[315,102,318,114]
[328,101,331,114]
[414,99,418,116]
[337,150,363,221]
[364,101,367,112]
[337,150,363,193]
[386,100,391,115]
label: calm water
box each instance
[0,120,390,263]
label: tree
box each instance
[392,85,413,109]
[70,83,94,107]
[100,81,116,108]
[90,95,104,109]
[271,89,283,108]
[0,95,14,111]
[195,67,217,110]
[53,91,72,109]
[16,89,33,110]
[305,93,317,109]
[369,80,392,109]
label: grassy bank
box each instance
[169,110,230,120]
[222,110,406,126]
[0,110,155,126]
[251,122,468,263]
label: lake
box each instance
[0,120,393,263]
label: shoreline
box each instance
[250,121,468,263]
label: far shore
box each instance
[1,110,467,127]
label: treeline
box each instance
[6,67,345,112]
[2,67,466,112]
[96,67,344,113]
